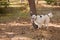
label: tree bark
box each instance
[28,0,37,16]
[8,0,9,2]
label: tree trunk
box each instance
[8,0,9,2]
[28,0,37,16]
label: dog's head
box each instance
[48,12,53,18]
[31,15,38,29]
[32,15,37,19]
[31,15,37,22]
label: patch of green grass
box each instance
[0,11,30,23]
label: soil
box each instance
[0,22,60,40]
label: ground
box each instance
[0,3,60,40]
[0,22,60,40]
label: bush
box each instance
[0,2,9,7]
[45,0,55,5]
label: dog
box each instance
[31,12,53,29]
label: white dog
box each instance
[31,12,53,29]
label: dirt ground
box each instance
[0,22,60,40]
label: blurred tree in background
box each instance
[28,0,37,16]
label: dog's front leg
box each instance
[38,23,42,29]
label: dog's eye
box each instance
[40,15,42,17]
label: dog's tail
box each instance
[48,12,53,18]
